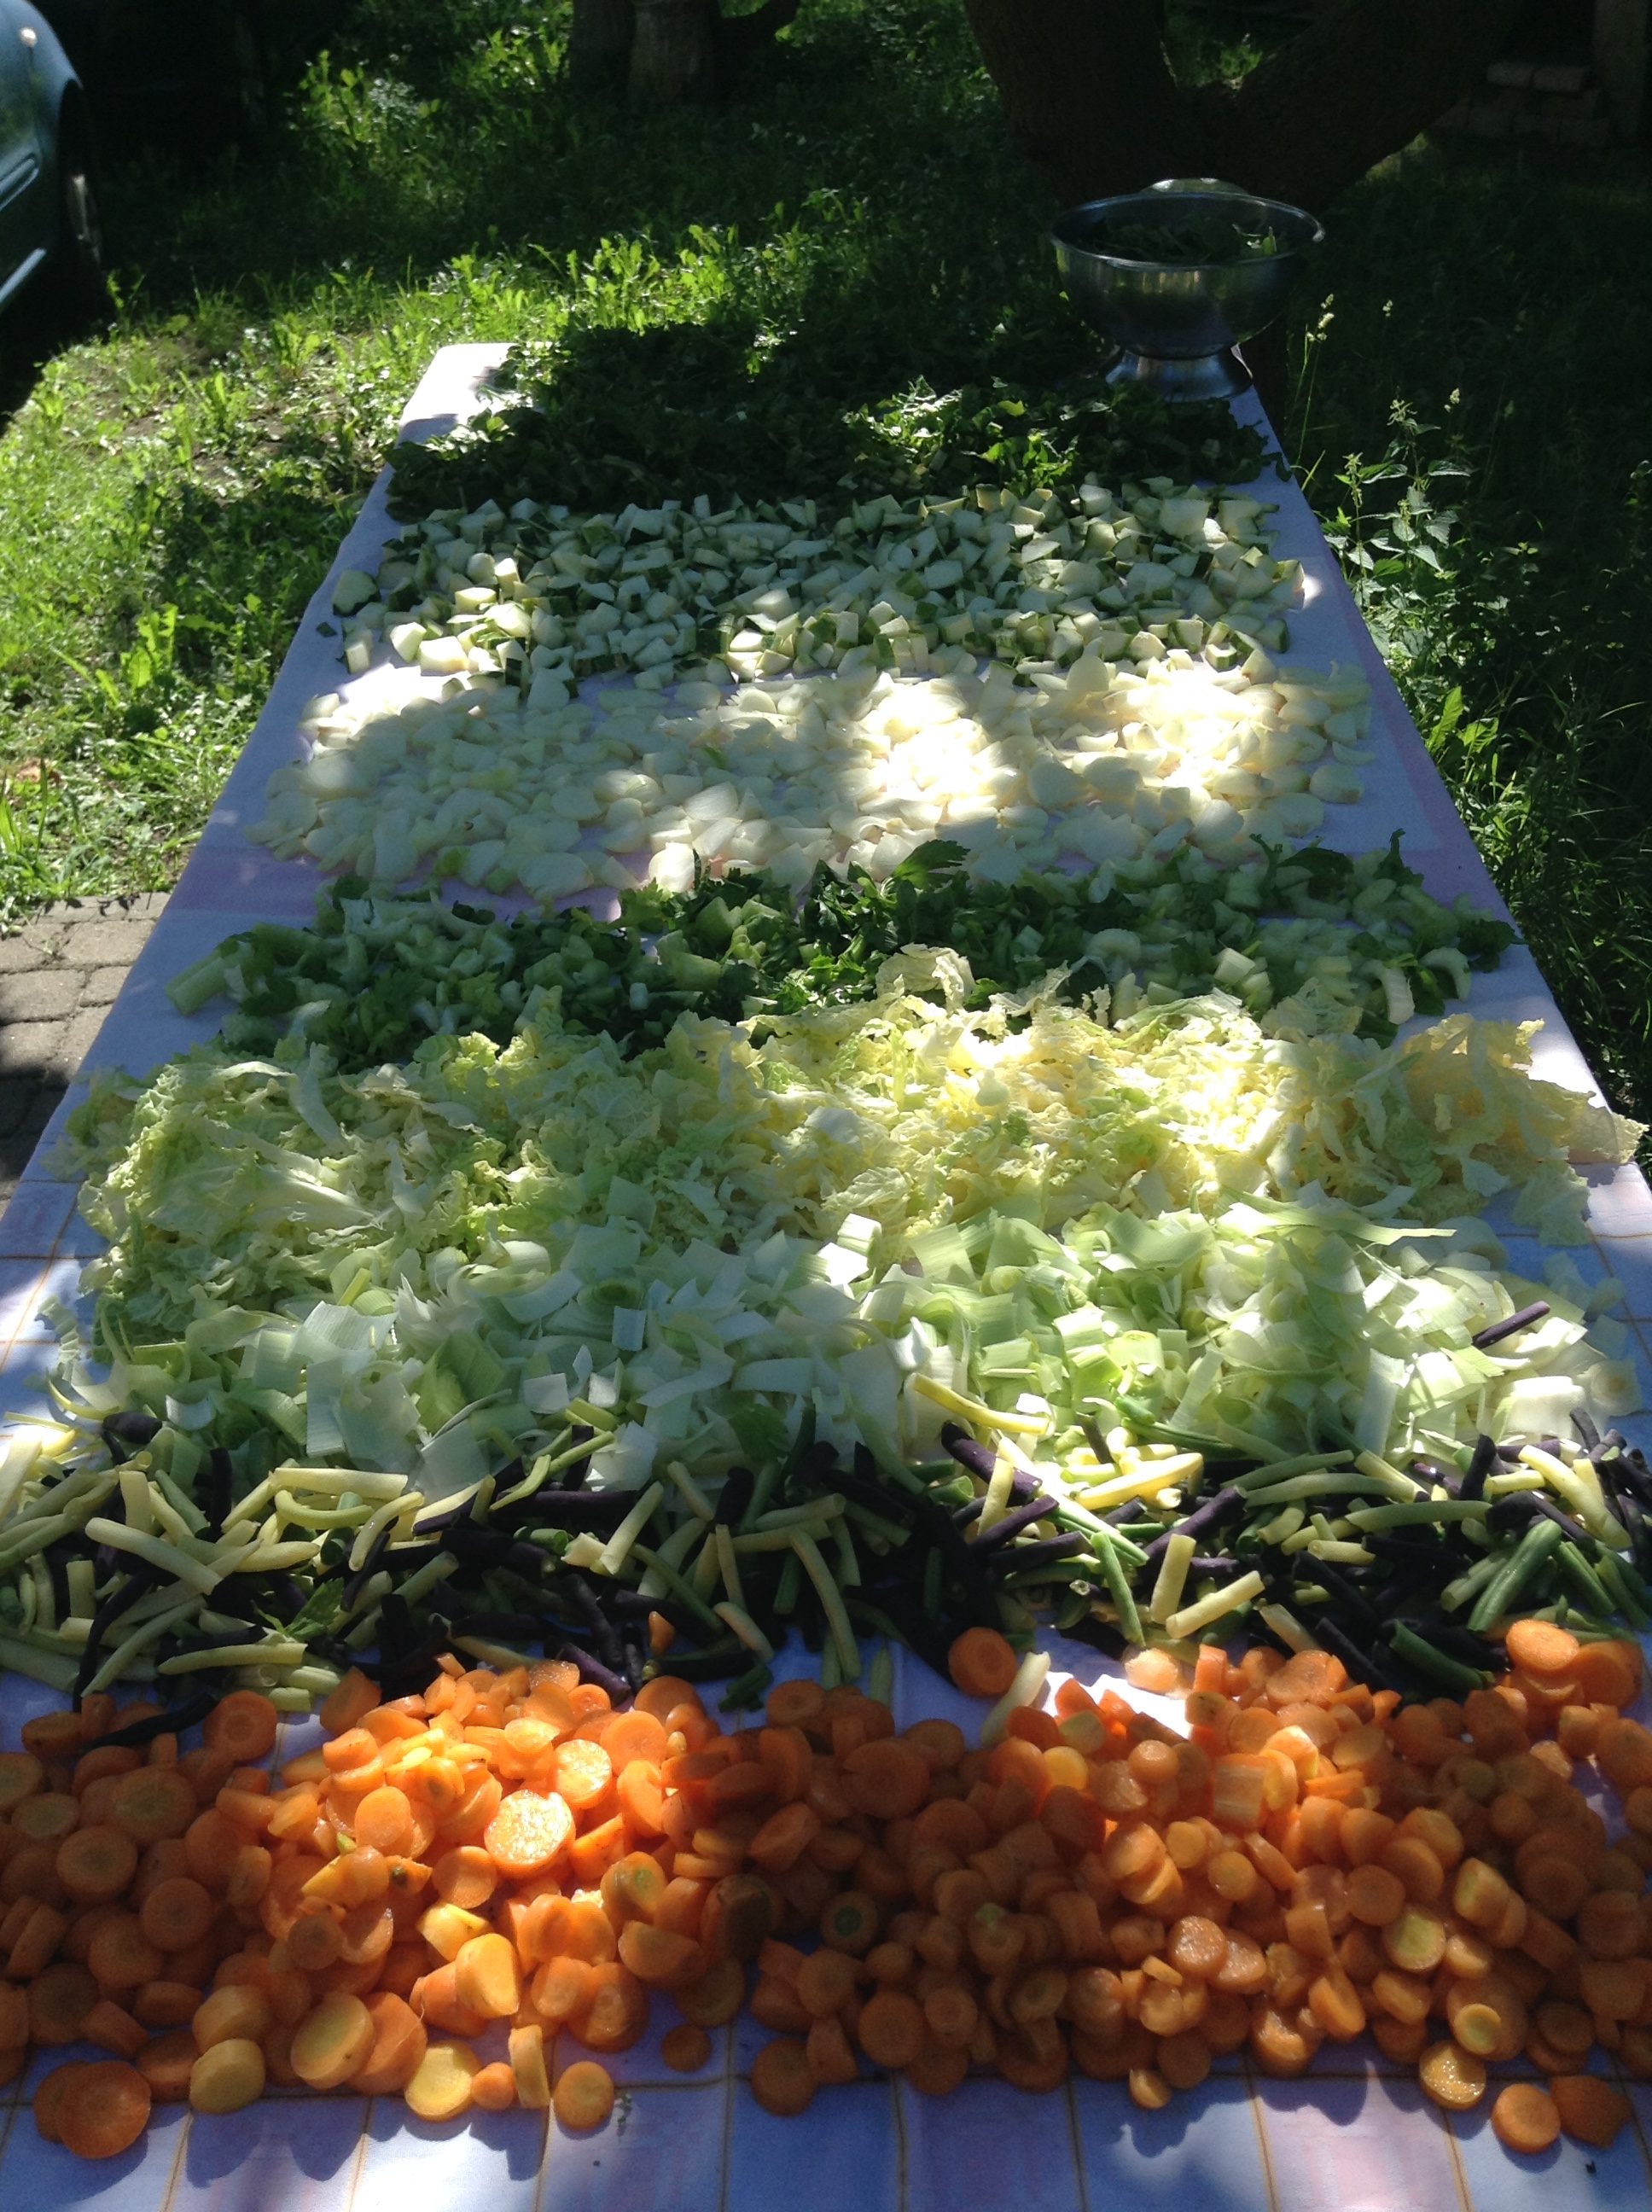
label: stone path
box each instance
[0,892,168,1211]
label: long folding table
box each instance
[2,345,1650,2212]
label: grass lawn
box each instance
[1,0,1649,1151]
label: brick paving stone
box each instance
[0,969,82,1024]
[0,893,167,1202]
[0,1021,64,1078]
[81,967,129,1008]
[49,1010,108,1085]
[59,917,157,969]
[0,929,64,975]
[0,884,166,1167]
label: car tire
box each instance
[44,108,107,323]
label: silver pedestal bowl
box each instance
[1050,183,1324,401]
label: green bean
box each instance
[1595,1549,1652,1630]
[159,1639,307,1674]
[628,1545,724,1631]
[1232,1452,1354,1493]
[0,1632,81,1690]
[1439,1550,1503,1616]
[731,1523,833,1555]
[1093,1534,1144,1646]
[1071,1511,1149,1570]
[1387,1622,1491,1695]
[1240,1473,1399,1509]
[1468,1519,1564,1633]
[718,1662,773,1712]
[1347,1501,1490,1531]
[1555,1541,1618,1621]
[773,1551,802,1615]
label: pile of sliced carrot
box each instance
[1,1620,1648,2161]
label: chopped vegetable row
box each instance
[166,834,1517,1074]
[265,638,1369,903]
[5,1620,1650,2163]
[334,475,1300,699]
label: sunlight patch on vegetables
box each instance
[255,646,1371,900]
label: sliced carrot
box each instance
[136,2029,199,2100]
[1504,1621,1580,1681]
[21,1712,84,1767]
[3,1839,69,1907]
[530,1955,598,2029]
[33,2059,96,2144]
[617,1760,666,1839]
[1572,1640,1643,1709]
[617,1920,702,1990]
[602,1711,670,1770]
[433,1845,498,1912]
[0,1749,44,1813]
[194,1982,273,2049]
[750,2037,816,2116]
[797,2012,854,2087]
[842,1738,932,1823]
[52,1822,137,1911]
[480,1787,574,1881]
[184,1807,247,1885]
[133,1980,206,2029]
[319,1668,381,1738]
[197,1691,279,1765]
[1491,2081,1560,2156]
[291,1990,375,2089]
[1550,2072,1632,2148]
[83,1997,147,2060]
[464,2059,515,2113]
[553,2057,615,2130]
[139,1876,215,1953]
[507,2023,551,2110]
[29,1960,98,2046]
[400,2034,477,2123]
[948,1628,1018,1701]
[453,1933,521,2021]
[226,1843,273,1912]
[676,1957,746,2029]
[568,1813,629,1888]
[354,1786,416,1858]
[131,1837,190,1906]
[13,1790,80,1845]
[857,1988,926,2070]
[108,1767,197,1848]
[351,1992,428,2095]
[56,2058,152,2159]
[552,1739,614,1814]
[189,2035,266,2115]
[573,1960,649,2052]
[9,1900,68,1978]
[89,1911,166,1993]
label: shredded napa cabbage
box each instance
[48,970,1643,1481]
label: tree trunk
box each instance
[629,0,719,102]
[625,0,804,102]
[962,0,1523,212]
[568,0,636,90]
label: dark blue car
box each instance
[0,0,98,317]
